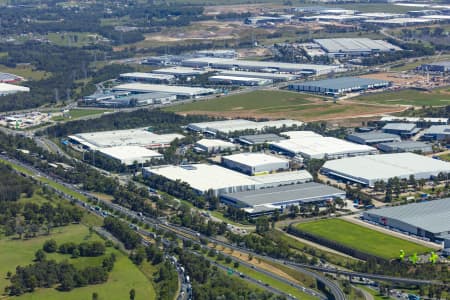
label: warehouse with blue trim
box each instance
[288,77,391,96]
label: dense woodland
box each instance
[6,253,116,295]
[0,163,34,201]
[103,216,141,250]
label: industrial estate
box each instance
[0,1,449,300]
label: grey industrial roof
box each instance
[365,198,450,234]
[378,141,431,150]
[0,72,22,81]
[424,125,450,135]
[427,61,450,67]
[314,38,401,53]
[239,133,286,144]
[382,123,416,131]
[347,131,401,143]
[291,77,389,90]
[222,182,345,207]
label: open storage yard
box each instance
[294,219,432,259]
[166,90,405,121]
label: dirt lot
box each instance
[360,72,431,86]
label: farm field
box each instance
[166,90,402,121]
[295,219,432,259]
[355,88,450,107]
[0,224,155,300]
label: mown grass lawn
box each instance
[355,88,450,107]
[166,90,317,113]
[295,219,431,259]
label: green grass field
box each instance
[295,219,432,259]
[439,153,450,162]
[166,90,397,121]
[0,225,155,300]
[355,88,450,107]
[167,90,316,113]
[0,64,50,81]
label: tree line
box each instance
[103,216,141,250]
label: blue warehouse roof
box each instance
[290,76,390,90]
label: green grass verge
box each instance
[295,219,432,259]
[0,224,156,300]
[355,88,450,107]
[216,258,316,300]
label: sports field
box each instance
[295,219,431,259]
[166,90,402,121]
[355,88,450,107]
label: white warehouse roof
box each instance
[0,82,30,95]
[223,153,289,168]
[271,131,377,159]
[187,119,304,135]
[195,139,237,151]
[144,164,315,196]
[182,57,340,75]
[322,153,450,186]
[120,72,175,81]
[144,164,258,195]
[68,128,184,150]
[98,146,163,166]
[113,83,215,97]
[380,116,448,124]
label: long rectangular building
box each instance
[119,72,175,83]
[208,75,272,86]
[321,153,450,187]
[182,57,340,76]
[112,83,215,99]
[219,70,298,81]
[346,131,401,145]
[143,164,313,196]
[363,198,450,242]
[289,77,391,96]
[221,182,345,210]
[377,141,432,153]
[270,131,377,159]
[187,119,304,136]
[314,38,401,57]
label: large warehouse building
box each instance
[0,82,30,96]
[219,70,298,82]
[221,182,345,216]
[314,38,401,57]
[143,164,313,196]
[417,61,450,73]
[182,57,341,76]
[346,131,401,145]
[422,125,450,141]
[289,77,391,97]
[112,83,215,99]
[68,128,184,150]
[119,72,175,84]
[222,153,289,175]
[194,139,238,153]
[97,146,163,166]
[270,131,377,159]
[239,133,286,145]
[379,116,448,127]
[363,198,450,242]
[187,119,304,136]
[321,153,450,187]
[377,141,432,153]
[208,75,273,86]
